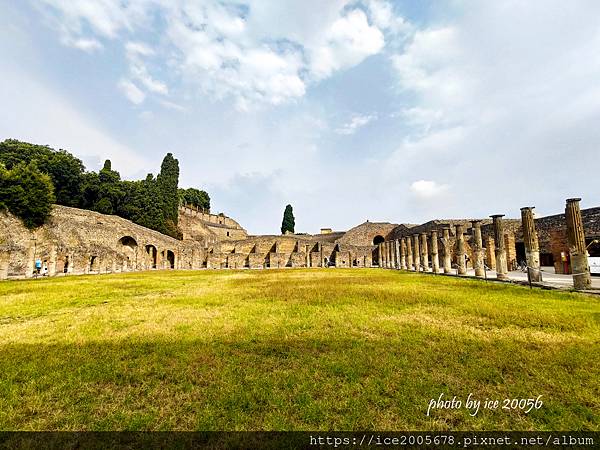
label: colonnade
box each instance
[377,198,593,291]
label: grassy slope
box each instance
[0,269,598,431]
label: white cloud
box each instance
[335,113,377,135]
[409,180,449,199]
[309,9,385,80]
[117,79,145,104]
[68,37,103,52]
[367,0,408,35]
[123,40,168,97]
[386,1,600,218]
[35,0,405,109]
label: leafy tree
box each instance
[178,187,210,211]
[0,140,210,240]
[157,153,180,238]
[281,204,295,234]
[0,139,84,207]
[0,162,55,228]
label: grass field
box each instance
[0,268,598,431]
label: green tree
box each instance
[0,162,55,228]
[157,153,180,238]
[82,160,125,215]
[281,204,295,234]
[178,187,210,211]
[0,139,84,207]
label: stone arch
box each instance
[373,235,385,245]
[145,244,158,269]
[118,236,138,270]
[166,250,175,269]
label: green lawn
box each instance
[0,269,598,431]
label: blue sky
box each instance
[1,1,599,234]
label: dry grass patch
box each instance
[0,268,598,430]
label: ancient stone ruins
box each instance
[1,198,598,290]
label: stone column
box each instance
[455,224,467,275]
[430,231,440,274]
[48,246,57,277]
[385,242,389,268]
[395,240,401,269]
[400,238,407,269]
[406,236,414,270]
[388,241,393,268]
[565,198,592,290]
[382,242,388,269]
[442,227,452,274]
[520,207,541,282]
[491,215,509,280]
[413,234,421,272]
[471,220,485,277]
[378,243,383,267]
[420,232,429,272]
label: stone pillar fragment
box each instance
[430,231,440,274]
[565,198,592,290]
[442,227,452,274]
[491,215,509,280]
[471,220,485,277]
[420,232,429,272]
[520,207,541,282]
[413,234,421,272]
[406,236,413,270]
[383,242,388,268]
[455,224,467,275]
[400,238,407,270]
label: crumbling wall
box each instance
[0,206,205,280]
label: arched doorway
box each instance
[373,235,385,245]
[118,236,138,270]
[166,250,175,269]
[145,245,157,269]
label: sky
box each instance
[1,1,599,235]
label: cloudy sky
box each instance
[1,1,599,234]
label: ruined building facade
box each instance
[1,199,598,280]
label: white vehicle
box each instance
[590,257,600,275]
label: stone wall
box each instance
[337,221,400,247]
[0,206,205,279]
[204,235,374,269]
[179,206,247,243]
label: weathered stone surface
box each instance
[406,236,414,270]
[455,224,467,275]
[441,227,452,274]
[179,206,247,244]
[337,221,398,247]
[420,232,429,272]
[400,238,407,269]
[430,230,440,274]
[0,205,203,279]
[413,233,421,272]
[471,220,485,277]
[565,198,592,290]
[491,215,509,280]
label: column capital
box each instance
[490,214,505,219]
[566,198,582,204]
[520,206,535,211]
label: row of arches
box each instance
[118,236,175,270]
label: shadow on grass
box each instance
[0,330,598,431]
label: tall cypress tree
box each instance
[156,153,180,238]
[281,204,295,234]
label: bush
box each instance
[0,162,55,228]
